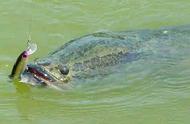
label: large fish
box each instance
[10,25,190,90]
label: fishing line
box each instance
[27,0,33,44]
[28,18,32,42]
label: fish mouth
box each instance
[21,64,55,86]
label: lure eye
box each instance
[59,65,69,75]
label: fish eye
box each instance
[58,65,69,75]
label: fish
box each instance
[10,25,190,90]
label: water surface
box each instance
[1,0,190,124]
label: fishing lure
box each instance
[10,41,37,80]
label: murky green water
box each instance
[1,0,190,124]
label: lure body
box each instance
[10,42,37,80]
[10,51,29,80]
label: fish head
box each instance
[20,62,71,89]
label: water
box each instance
[1,0,190,124]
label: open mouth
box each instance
[22,64,55,86]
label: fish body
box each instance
[11,25,190,89]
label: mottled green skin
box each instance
[27,25,190,88]
[35,32,142,81]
